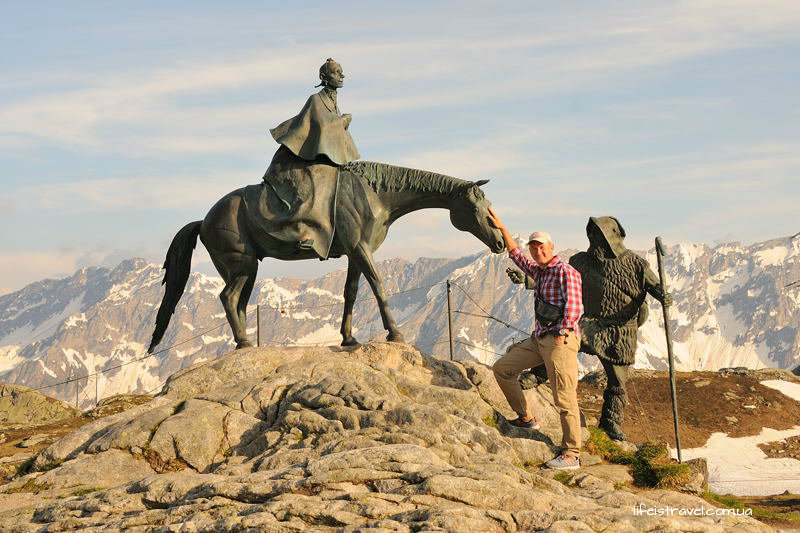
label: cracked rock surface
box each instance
[0,343,775,532]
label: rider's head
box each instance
[318,58,344,89]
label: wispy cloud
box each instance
[13,172,253,213]
[1,1,797,156]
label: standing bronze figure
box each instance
[568,217,672,440]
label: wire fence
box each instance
[8,272,796,485]
[4,279,485,407]
[6,273,800,492]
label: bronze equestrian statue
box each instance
[148,60,503,352]
[147,163,502,352]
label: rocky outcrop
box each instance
[0,343,774,532]
[0,384,80,427]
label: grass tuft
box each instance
[584,427,634,464]
[70,487,105,497]
[704,491,800,524]
[5,479,51,494]
[630,442,691,489]
[552,471,574,485]
[482,412,499,429]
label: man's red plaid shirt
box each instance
[509,247,583,337]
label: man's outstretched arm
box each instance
[488,206,540,280]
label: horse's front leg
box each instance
[349,243,404,343]
[340,259,361,346]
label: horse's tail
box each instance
[148,221,202,353]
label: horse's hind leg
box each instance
[340,259,361,346]
[236,259,258,344]
[211,251,258,349]
[349,243,404,343]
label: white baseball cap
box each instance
[527,231,552,245]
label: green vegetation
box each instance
[512,459,538,472]
[629,442,691,489]
[704,491,800,524]
[584,427,634,464]
[585,428,691,489]
[5,478,51,494]
[482,412,499,429]
[552,471,574,485]
[14,455,37,476]
[70,487,105,497]
[15,457,62,476]
[39,460,63,472]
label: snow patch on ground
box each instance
[674,426,800,496]
[760,380,800,402]
[674,381,800,496]
[674,242,708,270]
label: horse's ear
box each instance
[474,179,489,187]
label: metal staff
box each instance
[655,236,682,462]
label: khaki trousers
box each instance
[492,334,582,457]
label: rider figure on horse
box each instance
[270,58,360,166]
[262,59,360,258]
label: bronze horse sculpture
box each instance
[147,161,504,353]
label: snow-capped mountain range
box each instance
[1,235,798,408]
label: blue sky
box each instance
[2,1,799,293]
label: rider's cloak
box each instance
[270,89,360,166]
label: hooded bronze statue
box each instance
[508,216,671,440]
[257,58,360,260]
[569,216,671,440]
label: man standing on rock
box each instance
[487,207,584,470]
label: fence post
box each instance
[95,374,98,407]
[256,304,261,347]
[446,279,454,361]
[74,371,78,409]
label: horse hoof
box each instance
[236,341,254,350]
[341,337,360,347]
[386,332,405,343]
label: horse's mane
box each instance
[343,161,479,197]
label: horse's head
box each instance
[449,179,505,253]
